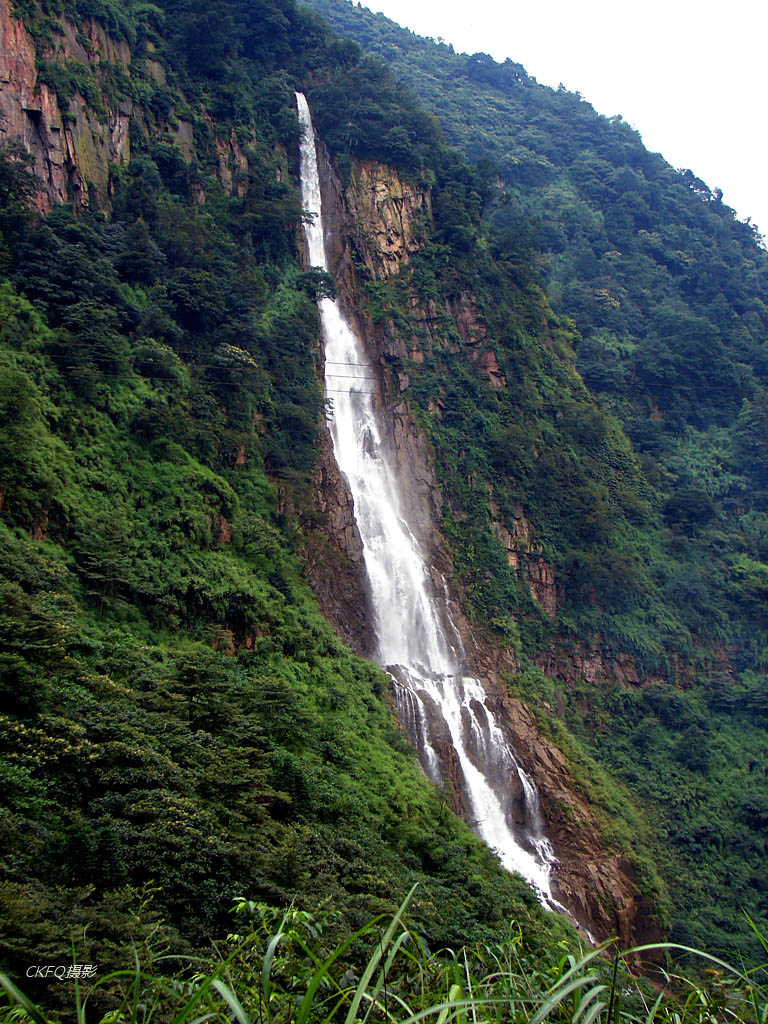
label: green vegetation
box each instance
[1,889,766,1024]
[305,0,768,662]
[2,0,768,1006]
[301,0,768,960]
[0,7,564,1013]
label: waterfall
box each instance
[296,92,560,908]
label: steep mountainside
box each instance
[309,134,660,944]
[0,0,663,1009]
[0,0,766,1009]
[303,0,768,959]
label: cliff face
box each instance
[492,507,557,619]
[317,151,454,572]
[0,5,250,210]
[1,4,658,945]
[342,159,430,279]
[303,428,376,656]
[0,3,133,208]
[300,144,458,652]
[490,694,660,947]
[311,140,661,948]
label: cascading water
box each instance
[296,92,560,908]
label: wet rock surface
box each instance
[1,14,664,955]
[309,137,662,948]
[303,427,375,657]
[0,6,132,208]
[489,693,662,948]
[0,6,269,209]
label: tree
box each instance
[72,514,136,615]
[663,487,716,534]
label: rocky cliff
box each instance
[0,1,132,208]
[490,694,660,947]
[1,2,659,947]
[299,142,458,650]
[0,2,251,210]
[309,138,661,948]
[302,427,376,656]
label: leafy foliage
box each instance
[3,0,768,1001]
[1,890,766,1024]
[0,9,561,1011]
[302,0,768,961]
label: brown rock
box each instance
[307,139,659,947]
[214,515,232,545]
[492,512,557,617]
[0,5,134,209]
[450,291,487,346]
[490,694,662,948]
[342,160,431,280]
[479,349,507,388]
[303,426,375,656]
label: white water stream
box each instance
[296,92,559,907]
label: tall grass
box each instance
[1,887,765,1024]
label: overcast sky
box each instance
[359,0,767,242]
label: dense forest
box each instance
[0,0,572,1013]
[0,0,767,1015]
[304,0,768,960]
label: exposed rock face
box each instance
[445,293,508,386]
[302,143,460,644]
[309,139,661,947]
[315,145,456,575]
[0,4,133,209]
[477,348,507,388]
[1,20,661,943]
[489,694,661,948]
[341,159,430,279]
[492,508,557,618]
[390,669,472,820]
[537,644,670,694]
[450,290,487,347]
[0,6,259,207]
[303,427,376,656]
[215,127,249,195]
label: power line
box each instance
[18,351,761,399]
[41,353,374,380]
[25,361,376,393]
[324,373,377,380]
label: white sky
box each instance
[359,0,768,241]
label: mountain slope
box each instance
[302,0,768,958]
[0,0,581,1006]
[0,0,766,1005]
